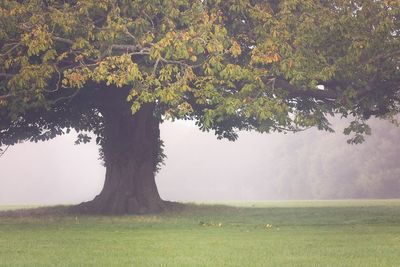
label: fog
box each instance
[0,118,399,205]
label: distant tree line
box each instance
[265,119,400,199]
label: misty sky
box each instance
[0,118,399,205]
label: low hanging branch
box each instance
[266,78,340,101]
[0,145,10,158]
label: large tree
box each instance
[0,0,399,214]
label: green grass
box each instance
[1,200,400,267]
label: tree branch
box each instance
[272,78,339,100]
[0,145,10,158]
[53,36,151,55]
[0,43,21,58]
[372,49,400,62]
[110,44,145,52]
[52,36,74,45]
[0,94,12,100]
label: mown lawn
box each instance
[1,200,400,267]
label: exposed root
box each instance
[70,198,183,215]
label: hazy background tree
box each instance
[264,118,400,199]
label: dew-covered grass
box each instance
[1,200,399,266]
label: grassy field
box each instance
[1,200,400,267]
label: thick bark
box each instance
[77,91,165,214]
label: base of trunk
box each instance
[72,198,183,215]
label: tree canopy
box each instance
[0,0,399,213]
[1,0,399,144]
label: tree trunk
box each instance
[77,93,165,214]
